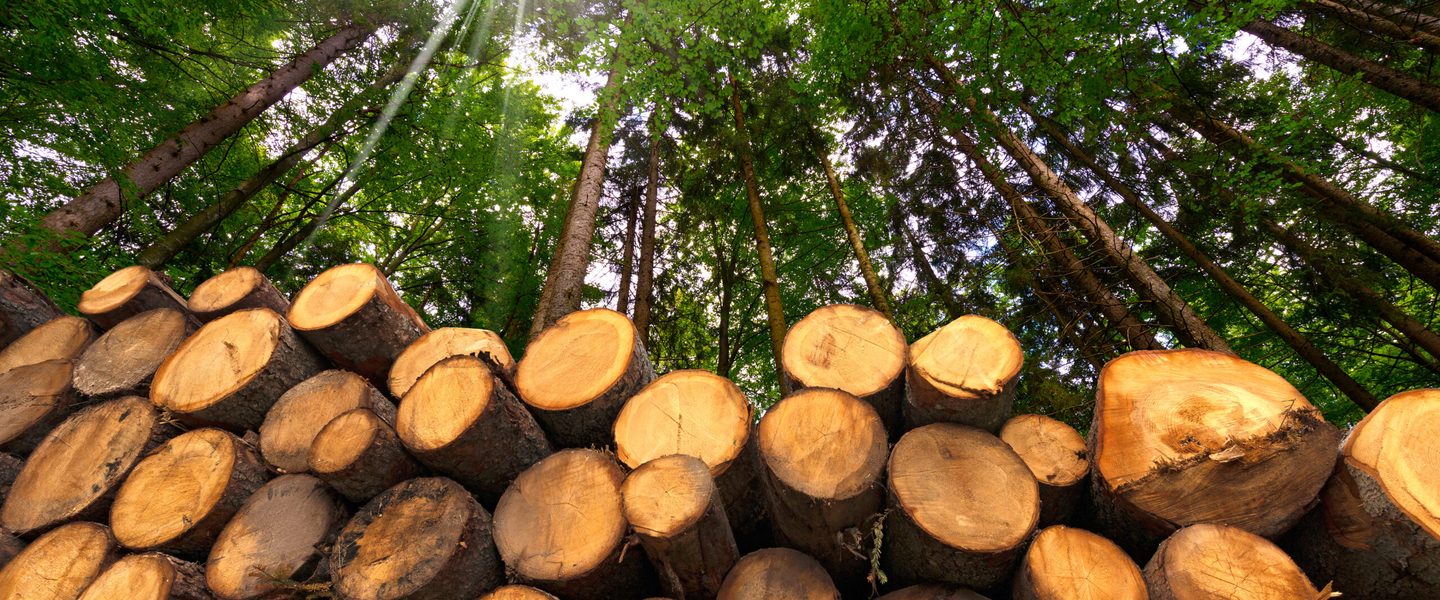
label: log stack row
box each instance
[0,264,1433,599]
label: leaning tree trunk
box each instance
[1241,18,1440,113]
[39,23,374,238]
[632,112,662,343]
[1304,0,1440,51]
[1334,0,1440,35]
[897,212,964,319]
[820,151,891,317]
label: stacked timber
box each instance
[904,315,1023,432]
[76,265,191,330]
[187,267,289,322]
[0,269,62,347]
[288,263,428,385]
[999,414,1088,526]
[780,304,907,431]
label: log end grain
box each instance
[77,266,189,330]
[614,369,752,476]
[207,474,348,600]
[999,414,1088,525]
[905,315,1022,432]
[1013,525,1145,600]
[0,315,94,375]
[259,369,393,473]
[717,547,839,600]
[79,552,211,600]
[781,304,906,426]
[479,585,559,600]
[877,584,991,599]
[1144,524,1316,599]
[310,408,421,504]
[73,308,193,398]
[188,267,289,322]
[758,387,887,504]
[287,263,429,384]
[0,522,115,598]
[0,359,76,453]
[387,327,514,398]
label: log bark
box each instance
[877,584,990,599]
[0,531,22,569]
[186,267,290,323]
[883,423,1039,590]
[820,152,892,317]
[481,586,560,600]
[1012,525,1146,600]
[1243,18,1440,113]
[0,315,95,375]
[1304,0,1440,51]
[621,454,740,600]
[72,308,195,398]
[904,315,1023,432]
[0,522,116,599]
[0,452,20,504]
[310,408,422,504]
[80,552,213,600]
[1145,524,1319,599]
[397,355,552,504]
[0,269,61,349]
[77,266,194,331]
[206,474,348,600]
[151,308,327,431]
[386,326,514,398]
[515,308,655,448]
[617,188,640,314]
[781,304,907,433]
[288,263,429,386]
[0,359,79,455]
[633,113,662,341]
[1333,0,1440,35]
[258,369,395,474]
[716,548,839,600]
[999,414,1090,526]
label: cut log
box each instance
[876,584,990,599]
[781,304,907,432]
[397,355,551,504]
[757,387,887,588]
[330,477,502,600]
[621,454,739,600]
[0,315,95,374]
[1144,524,1318,600]
[0,359,78,454]
[0,269,62,349]
[1089,349,1340,553]
[1286,388,1440,599]
[206,474,348,600]
[151,308,326,430]
[110,428,269,557]
[0,521,116,599]
[515,307,656,448]
[0,452,21,502]
[0,531,23,569]
[79,552,212,600]
[310,408,423,504]
[494,449,654,599]
[716,547,838,600]
[1013,525,1146,600]
[884,423,1038,590]
[188,267,290,323]
[904,315,1023,432]
[72,308,195,398]
[77,266,191,330]
[999,414,1088,526]
[2,396,171,534]
[288,263,429,385]
[479,586,560,600]
[258,369,394,474]
[387,327,515,398]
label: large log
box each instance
[288,263,429,385]
[72,308,195,398]
[1012,525,1146,600]
[999,414,1088,526]
[494,449,654,599]
[387,327,515,398]
[310,407,423,504]
[883,423,1038,590]
[1088,349,1340,553]
[110,428,269,557]
[2,396,172,535]
[187,267,290,323]
[480,586,560,600]
[0,521,116,599]
[397,355,551,504]
[0,359,78,454]
[330,477,502,600]
[151,308,326,430]
[1286,388,1440,599]
[622,454,739,600]
[716,548,839,600]
[206,474,348,600]
[257,369,394,474]
[757,387,887,589]
[515,308,656,448]
[0,269,62,349]
[904,315,1023,432]
[0,315,94,374]
[79,552,213,600]
[77,266,192,330]
[781,304,907,432]
[876,584,989,599]
[1145,524,1320,600]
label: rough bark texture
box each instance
[1305,0,1440,51]
[311,409,422,504]
[0,270,61,349]
[78,267,194,331]
[0,452,20,504]
[1244,18,1440,113]
[883,500,1024,591]
[632,116,662,343]
[821,152,892,317]
[0,530,23,569]
[291,272,430,387]
[718,431,772,553]
[523,327,656,449]
[187,268,291,323]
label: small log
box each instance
[330,477,502,600]
[622,454,739,600]
[0,521,116,599]
[876,584,990,599]
[0,269,62,349]
[73,308,195,398]
[187,267,289,323]
[904,315,1022,432]
[1286,388,1440,599]
[387,326,515,398]
[206,474,348,600]
[1088,349,1341,553]
[257,369,394,474]
[1145,524,1318,599]
[716,548,838,600]
[0,315,95,374]
[515,308,656,448]
[0,359,78,454]
[110,428,269,557]
[494,449,654,599]
[0,530,23,568]
[79,552,213,600]
[2,396,171,535]
[1013,525,1146,600]
[757,388,887,589]
[397,355,551,504]
[480,586,560,600]
[883,423,1038,590]
[781,304,907,432]
[310,408,422,504]
[77,266,192,330]
[288,263,429,385]
[999,414,1088,526]
[151,308,326,431]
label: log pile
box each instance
[0,262,1433,599]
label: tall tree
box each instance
[616,187,639,314]
[1304,0,1440,51]
[820,150,892,316]
[632,112,663,343]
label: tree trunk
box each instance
[40,23,374,238]
[632,113,662,343]
[713,223,736,378]
[1304,0,1440,51]
[728,74,790,395]
[207,474,349,600]
[621,454,740,600]
[898,214,964,319]
[0,270,61,349]
[820,152,891,316]
[1332,0,1440,36]
[617,188,639,314]
[1242,18,1440,112]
